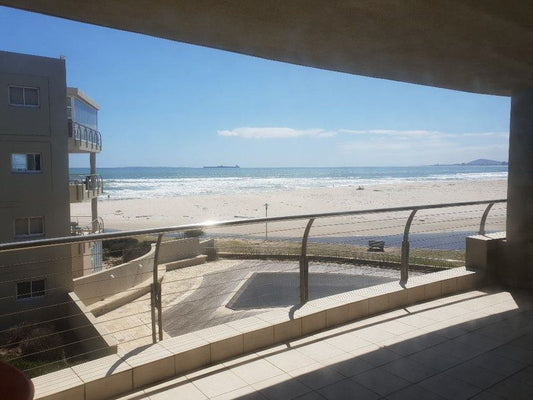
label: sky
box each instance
[1,6,511,168]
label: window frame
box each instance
[16,279,46,300]
[11,153,42,174]
[8,85,40,108]
[13,216,45,238]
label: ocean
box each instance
[69,165,507,200]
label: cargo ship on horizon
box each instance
[203,165,240,168]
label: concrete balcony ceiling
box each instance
[2,0,533,96]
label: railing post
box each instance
[150,283,156,344]
[479,202,495,235]
[151,233,164,343]
[401,209,418,283]
[300,218,315,304]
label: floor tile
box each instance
[512,365,533,387]
[406,347,462,372]
[488,375,533,400]
[289,364,345,390]
[385,384,446,400]
[385,331,447,356]
[190,369,248,398]
[149,380,207,399]
[293,392,327,400]
[352,367,410,396]
[469,351,527,377]
[469,390,506,400]
[229,358,285,385]
[419,372,482,400]
[102,286,533,400]
[359,346,402,366]
[251,374,311,400]
[491,343,533,364]
[383,357,438,383]
[323,331,372,353]
[211,385,268,400]
[322,353,375,377]
[295,341,347,362]
[318,378,380,400]
[263,349,316,372]
[445,360,506,389]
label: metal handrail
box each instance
[479,202,496,236]
[69,174,104,191]
[69,121,102,149]
[0,198,507,343]
[0,199,506,253]
[71,216,104,235]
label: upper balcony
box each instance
[69,174,104,203]
[70,215,105,235]
[67,87,101,153]
[68,120,102,153]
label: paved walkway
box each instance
[97,259,414,352]
[115,286,533,399]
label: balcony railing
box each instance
[71,216,105,235]
[0,199,507,379]
[69,174,104,202]
[68,121,102,153]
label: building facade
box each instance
[67,87,104,277]
[0,50,103,326]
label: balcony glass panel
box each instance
[73,98,98,130]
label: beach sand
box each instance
[71,180,507,238]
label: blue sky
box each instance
[1,6,511,168]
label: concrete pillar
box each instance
[503,91,533,287]
[90,152,98,232]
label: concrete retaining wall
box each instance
[158,237,200,263]
[65,292,117,359]
[73,238,201,306]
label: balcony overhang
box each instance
[2,1,533,96]
[69,175,104,203]
[68,121,102,154]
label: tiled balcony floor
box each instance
[115,286,533,399]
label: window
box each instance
[73,98,98,130]
[66,96,72,119]
[14,217,44,237]
[16,279,45,300]
[11,153,41,173]
[8,86,39,107]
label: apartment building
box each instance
[0,50,103,325]
[67,87,104,278]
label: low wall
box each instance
[200,238,217,260]
[158,237,200,263]
[64,292,117,360]
[73,238,200,306]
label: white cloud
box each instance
[217,127,336,139]
[338,130,508,165]
[217,126,509,164]
[339,129,508,139]
[219,127,508,141]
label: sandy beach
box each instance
[71,180,507,237]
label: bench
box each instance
[368,240,385,252]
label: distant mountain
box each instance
[465,159,508,166]
[432,159,508,166]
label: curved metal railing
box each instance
[69,174,104,192]
[68,121,102,150]
[70,216,105,235]
[0,198,507,344]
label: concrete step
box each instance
[88,266,166,317]
[164,255,207,271]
